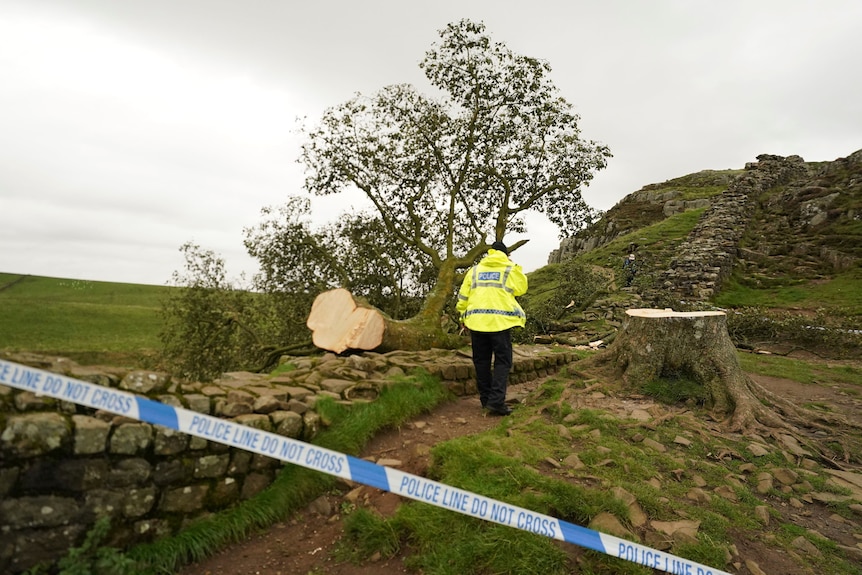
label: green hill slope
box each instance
[0,273,168,364]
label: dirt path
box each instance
[177,374,861,575]
[177,390,520,575]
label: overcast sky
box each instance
[2,0,861,286]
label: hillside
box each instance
[533,150,862,357]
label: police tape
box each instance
[0,359,731,575]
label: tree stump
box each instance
[306,288,461,354]
[603,309,738,413]
[594,309,858,463]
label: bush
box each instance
[726,306,861,359]
[520,259,608,341]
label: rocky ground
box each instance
[177,365,862,575]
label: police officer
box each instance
[456,241,528,416]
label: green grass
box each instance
[714,269,862,315]
[331,373,862,575]
[578,208,705,269]
[125,370,453,574]
[336,378,735,575]
[0,273,169,363]
[738,352,862,387]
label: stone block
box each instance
[109,458,152,487]
[122,487,157,518]
[233,413,273,432]
[153,458,194,486]
[1,413,70,458]
[159,484,209,513]
[52,459,111,492]
[82,488,126,520]
[194,454,230,479]
[72,415,109,455]
[241,471,273,500]
[120,370,170,394]
[209,477,240,508]
[109,422,153,455]
[228,450,252,476]
[0,495,79,529]
[185,394,211,414]
[154,427,189,455]
[271,411,303,438]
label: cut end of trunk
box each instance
[306,288,386,353]
[626,308,726,318]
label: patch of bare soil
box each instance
[177,374,859,575]
[176,386,535,575]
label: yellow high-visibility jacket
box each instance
[456,249,528,332]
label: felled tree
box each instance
[300,19,611,351]
[592,309,860,465]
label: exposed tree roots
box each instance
[588,309,862,468]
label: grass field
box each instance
[0,272,170,364]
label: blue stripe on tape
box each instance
[347,456,391,491]
[559,521,606,554]
[136,397,180,430]
[0,359,733,575]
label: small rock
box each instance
[589,512,634,539]
[344,487,365,503]
[673,435,691,447]
[791,535,822,557]
[756,472,774,494]
[714,485,737,501]
[643,437,666,453]
[773,468,799,485]
[747,443,769,457]
[629,408,652,421]
[686,488,711,503]
[779,434,812,457]
[544,457,561,469]
[308,495,332,516]
[754,505,770,525]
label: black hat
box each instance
[490,241,509,255]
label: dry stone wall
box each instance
[646,154,810,304]
[0,346,576,573]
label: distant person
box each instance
[623,253,637,287]
[456,241,528,416]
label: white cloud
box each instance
[1,0,860,285]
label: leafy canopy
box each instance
[300,19,611,274]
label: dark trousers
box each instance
[470,328,513,410]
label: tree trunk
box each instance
[592,308,859,464]
[306,288,462,354]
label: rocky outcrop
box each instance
[550,150,861,308]
[647,154,810,302]
[547,169,736,265]
[0,346,577,573]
